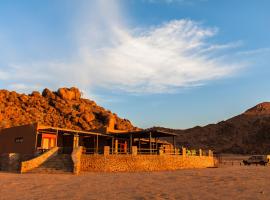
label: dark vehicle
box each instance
[243,155,269,166]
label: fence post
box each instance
[199,149,202,157]
[208,150,213,157]
[104,146,110,156]
[159,147,164,156]
[182,147,186,157]
[132,146,137,156]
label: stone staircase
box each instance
[29,154,73,174]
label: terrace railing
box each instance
[82,147,104,154]
[163,149,182,156]
[138,148,158,155]
[81,146,214,157]
[110,148,131,155]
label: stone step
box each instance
[36,166,73,170]
[28,154,73,174]
[28,170,73,174]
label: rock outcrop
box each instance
[0,87,137,132]
[57,87,81,101]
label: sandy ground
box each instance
[0,165,269,200]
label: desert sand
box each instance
[0,165,269,200]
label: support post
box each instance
[155,137,157,154]
[124,141,127,154]
[111,137,114,154]
[138,138,141,155]
[130,134,133,154]
[173,136,176,155]
[96,135,99,154]
[149,132,152,155]
[73,133,79,148]
[56,129,58,147]
[114,139,118,154]
[35,131,39,151]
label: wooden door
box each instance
[42,138,50,149]
[50,138,56,148]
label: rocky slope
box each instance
[0,87,137,131]
[156,102,270,154]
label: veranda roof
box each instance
[108,128,177,139]
[37,124,112,137]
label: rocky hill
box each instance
[0,87,137,132]
[156,102,270,154]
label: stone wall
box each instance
[20,147,59,173]
[0,153,21,172]
[80,155,214,172]
[71,146,82,174]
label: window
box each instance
[15,137,23,143]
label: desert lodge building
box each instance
[0,120,215,173]
[0,122,177,156]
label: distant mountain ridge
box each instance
[155,102,270,154]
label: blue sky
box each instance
[0,0,269,129]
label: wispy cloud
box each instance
[76,19,242,93]
[236,48,270,56]
[0,0,243,94]
[143,0,207,5]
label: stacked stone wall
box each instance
[0,153,21,172]
[20,147,59,173]
[81,155,214,172]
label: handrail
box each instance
[20,147,59,173]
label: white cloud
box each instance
[0,0,242,94]
[72,0,241,93]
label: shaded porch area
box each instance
[35,125,178,155]
[36,125,112,154]
[109,129,178,155]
